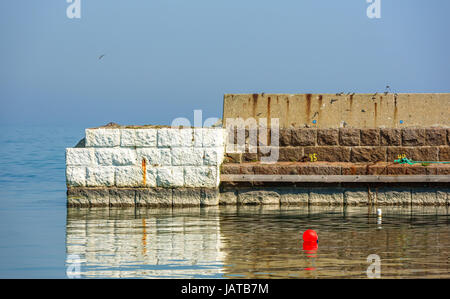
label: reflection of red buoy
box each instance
[303,240,318,269]
[302,241,318,251]
[302,229,318,242]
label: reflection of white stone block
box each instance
[85,129,120,147]
[156,167,184,187]
[94,148,114,165]
[204,148,224,166]
[115,166,143,187]
[171,148,204,166]
[86,167,115,187]
[66,166,86,186]
[184,166,218,187]
[121,129,157,147]
[66,148,93,166]
[112,148,137,166]
[137,148,171,166]
[157,129,193,147]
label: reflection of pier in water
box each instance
[66,205,450,278]
[217,206,450,278]
[66,207,226,278]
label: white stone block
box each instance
[111,148,137,166]
[120,129,136,147]
[171,148,204,166]
[135,129,157,147]
[86,167,115,187]
[157,128,193,147]
[203,147,224,166]
[115,166,143,187]
[193,128,204,147]
[137,148,171,166]
[120,129,157,147]
[145,167,157,187]
[202,128,225,147]
[66,166,86,187]
[184,166,219,187]
[156,167,184,187]
[85,129,120,147]
[93,148,115,166]
[66,148,93,166]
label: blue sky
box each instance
[0,0,449,126]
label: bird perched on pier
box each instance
[384,85,391,95]
[371,92,378,100]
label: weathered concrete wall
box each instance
[66,127,226,190]
[223,93,450,129]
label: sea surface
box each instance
[0,125,449,278]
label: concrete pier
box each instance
[66,93,450,207]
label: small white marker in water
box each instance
[377,209,382,228]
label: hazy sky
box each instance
[1,0,449,127]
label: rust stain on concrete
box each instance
[318,95,323,124]
[252,94,258,118]
[374,102,378,127]
[142,158,146,186]
[393,94,398,126]
[267,96,271,144]
[305,94,312,124]
[286,98,290,125]
[350,165,356,175]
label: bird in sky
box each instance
[98,54,105,60]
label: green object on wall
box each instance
[394,157,450,165]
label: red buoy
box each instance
[302,229,318,242]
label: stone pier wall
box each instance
[225,127,450,163]
[66,125,226,207]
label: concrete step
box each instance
[221,161,450,176]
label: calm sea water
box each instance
[0,126,449,278]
